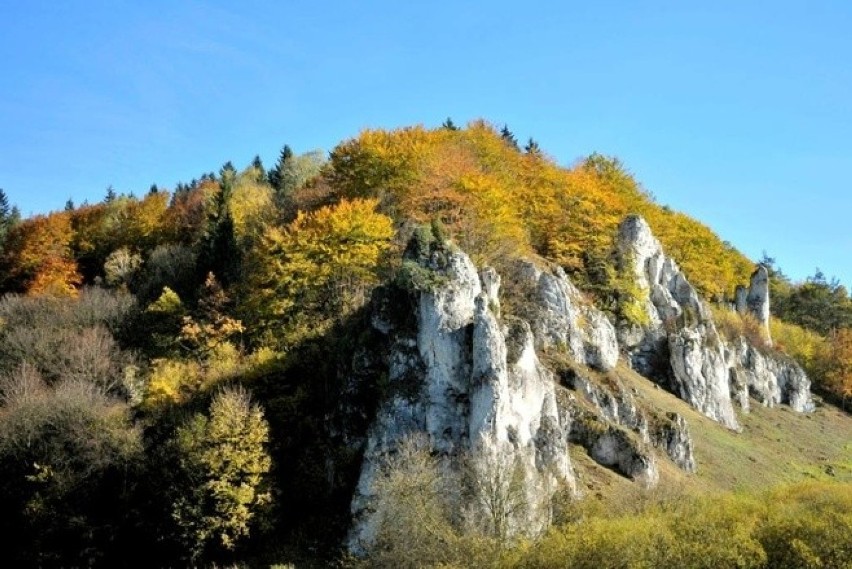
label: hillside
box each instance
[0,121,849,568]
[572,363,852,501]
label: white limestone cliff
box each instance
[348,247,577,551]
[616,215,813,427]
[617,215,740,430]
[349,216,813,552]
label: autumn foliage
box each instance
[1,212,81,296]
[328,122,753,297]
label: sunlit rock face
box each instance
[510,260,619,372]
[616,215,813,428]
[726,337,814,413]
[348,215,813,553]
[348,247,577,553]
[617,215,740,430]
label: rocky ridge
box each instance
[348,215,814,550]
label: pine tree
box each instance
[500,125,519,150]
[524,138,541,155]
[219,162,237,193]
[105,185,117,203]
[252,154,264,172]
[268,145,293,191]
[0,189,10,221]
[149,184,159,195]
[197,177,241,288]
[442,117,458,131]
[64,198,75,211]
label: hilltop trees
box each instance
[326,122,752,299]
[1,212,81,296]
[0,189,17,247]
[268,144,294,192]
[244,197,393,345]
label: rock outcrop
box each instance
[616,215,814,427]
[736,265,772,344]
[726,338,815,413]
[510,261,619,372]
[650,412,696,473]
[617,215,740,430]
[349,215,813,552]
[746,266,771,330]
[348,246,576,551]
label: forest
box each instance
[0,121,850,567]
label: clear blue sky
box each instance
[2,1,850,288]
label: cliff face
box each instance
[348,216,814,551]
[616,215,740,429]
[615,215,814,426]
[348,247,576,551]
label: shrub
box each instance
[0,291,137,396]
[0,366,141,566]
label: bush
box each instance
[713,306,772,351]
[507,482,852,569]
[0,366,141,566]
[0,290,137,396]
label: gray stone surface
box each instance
[513,261,619,372]
[617,215,739,430]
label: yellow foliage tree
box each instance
[326,122,756,303]
[244,197,394,345]
[2,212,81,296]
[228,177,276,246]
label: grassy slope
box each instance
[568,364,852,505]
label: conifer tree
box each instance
[64,198,75,211]
[442,117,458,130]
[524,138,541,155]
[267,144,293,191]
[0,189,12,246]
[149,184,159,194]
[197,176,241,287]
[500,125,519,150]
[105,185,117,203]
[251,154,264,172]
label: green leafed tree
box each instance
[171,387,271,563]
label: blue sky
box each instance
[1,1,850,288]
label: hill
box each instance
[0,121,849,567]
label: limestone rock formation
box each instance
[746,265,772,344]
[617,215,740,430]
[510,260,619,372]
[746,266,771,328]
[348,246,576,551]
[349,216,813,552]
[726,338,815,413]
[650,412,696,473]
[616,214,813,428]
